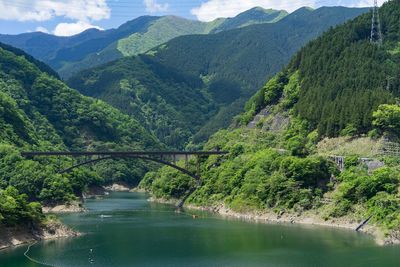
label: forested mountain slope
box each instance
[150,6,368,95]
[141,1,400,244]
[289,7,400,137]
[209,7,288,33]
[240,1,400,138]
[68,55,214,149]
[0,7,288,79]
[0,43,160,226]
[69,6,369,147]
[0,16,158,68]
[58,16,211,78]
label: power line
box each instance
[0,0,362,13]
[0,0,377,20]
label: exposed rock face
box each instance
[42,202,86,214]
[247,106,290,133]
[264,113,290,133]
[360,158,385,173]
[104,183,131,192]
[247,106,272,129]
[382,229,400,246]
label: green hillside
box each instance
[141,1,400,241]
[68,55,214,149]
[58,16,210,78]
[117,16,209,57]
[290,7,400,137]
[69,6,369,148]
[0,43,160,226]
[149,6,368,94]
[58,9,288,79]
[149,6,369,143]
[239,1,400,138]
[0,16,159,67]
[0,8,289,79]
[210,7,288,33]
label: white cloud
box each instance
[0,0,110,22]
[144,0,169,13]
[35,26,50,33]
[53,21,103,36]
[347,0,386,7]
[190,0,387,22]
[0,1,52,21]
[191,0,317,21]
[0,0,110,36]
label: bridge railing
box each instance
[21,151,228,157]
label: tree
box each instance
[373,104,400,135]
[0,186,43,226]
[39,175,74,204]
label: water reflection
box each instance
[0,192,399,267]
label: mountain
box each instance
[0,42,161,214]
[148,6,370,142]
[68,55,214,149]
[0,16,160,72]
[287,4,400,137]
[0,8,288,79]
[210,7,288,33]
[0,30,96,62]
[148,6,368,94]
[0,15,198,78]
[117,16,212,57]
[69,6,369,147]
[141,0,400,243]
[57,16,211,78]
[238,0,400,139]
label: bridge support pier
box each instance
[196,156,201,183]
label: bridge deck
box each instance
[21,151,228,157]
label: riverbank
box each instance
[148,196,399,246]
[0,220,80,250]
[41,183,135,213]
[104,182,131,192]
[43,202,86,213]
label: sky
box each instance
[0,0,386,36]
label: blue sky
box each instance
[0,0,384,36]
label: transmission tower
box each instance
[370,0,383,45]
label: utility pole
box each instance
[370,0,383,46]
[386,76,394,91]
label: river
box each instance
[0,192,399,267]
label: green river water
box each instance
[0,192,399,267]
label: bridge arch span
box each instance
[60,155,201,185]
[22,150,229,208]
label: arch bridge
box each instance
[21,151,228,185]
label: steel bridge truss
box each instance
[21,151,228,186]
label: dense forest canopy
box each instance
[142,0,400,239]
[68,55,214,149]
[239,0,400,138]
[289,1,400,137]
[0,43,161,226]
[0,7,290,80]
[2,1,400,239]
[69,6,368,147]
